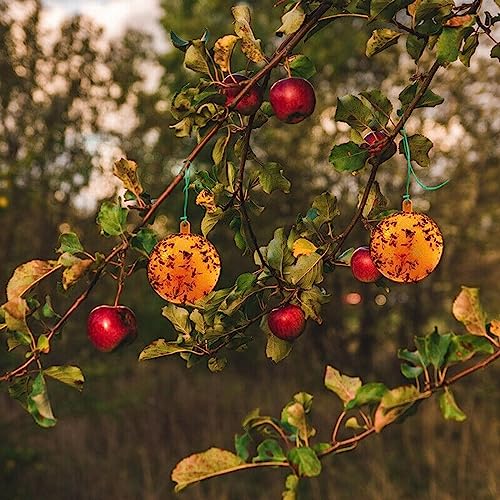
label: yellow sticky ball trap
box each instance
[370,199,444,283]
[147,220,221,304]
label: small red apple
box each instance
[351,246,382,283]
[220,74,262,115]
[267,304,306,341]
[361,130,394,157]
[269,77,316,124]
[87,305,138,352]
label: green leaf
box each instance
[266,332,293,363]
[170,31,190,52]
[37,334,50,353]
[281,395,315,442]
[27,373,57,428]
[360,90,393,127]
[345,382,388,409]
[401,364,424,379]
[311,192,340,228]
[335,95,373,132]
[172,448,244,492]
[212,132,231,166]
[113,158,143,197]
[253,439,286,462]
[131,228,158,256]
[287,447,321,478]
[445,333,494,364]
[459,33,479,66]
[41,295,58,319]
[360,180,388,218]
[452,286,487,336]
[324,366,362,405]
[236,273,257,292]
[44,365,84,391]
[399,134,433,168]
[436,27,463,64]
[56,232,84,254]
[259,163,291,194]
[276,4,305,36]
[491,43,500,61]
[329,142,369,172]
[139,339,193,361]
[399,82,444,110]
[371,0,414,21]
[345,417,366,430]
[201,208,224,237]
[288,54,316,79]
[8,376,29,409]
[414,0,454,25]
[398,347,425,366]
[268,228,294,274]
[162,304,192,335]
[366,29,401,57]
[406,35,427,63]
[439,388,466,422]
[208,356,228,372]
[282,474,300,500]
[427,328,452,369]
[374,385,429,432]
[184,40,211,75]
[299,287,329,324]
[96,201,127,237]
[234,432,252,461]
[284,252,323,289]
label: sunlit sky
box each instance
[42,0,167,49]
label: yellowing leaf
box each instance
[324,366,362,405]
[196,190,218,213]
[489,319,499,337]
[232,5,265,63]
[113,158,143,197]
[7,260,60,301]
[292,238,317,258]
[452,286,487,336]
[62,258,93,290]
[276,4,305,36]
[172,448,244,492]
[214,35,239,72]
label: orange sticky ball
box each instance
[147,223,220,304]
[370,201,443,283]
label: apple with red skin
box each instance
[220,74,262,115]
[269,77,316,124]
[87,305,138,352]
[351,246,382,283]
[361,130,396,160]
[267,304,306,341]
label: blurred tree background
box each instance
[0,0,498,499]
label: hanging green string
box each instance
[401,127,449,201]
[180,165,190,222]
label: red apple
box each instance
[269,77,316,124]
[220,74,262,115]
[351,246,382,283]
[267,304,306,341]
[87,305,138,352]
[361,131,393,156]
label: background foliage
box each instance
[0,0,498,498]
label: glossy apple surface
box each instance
[269,77,316,124]
[267,304,306,341]
[87,305,138,352]
[220,74,262,115]
[351,246,382,283]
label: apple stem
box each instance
[113,250,127,307]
